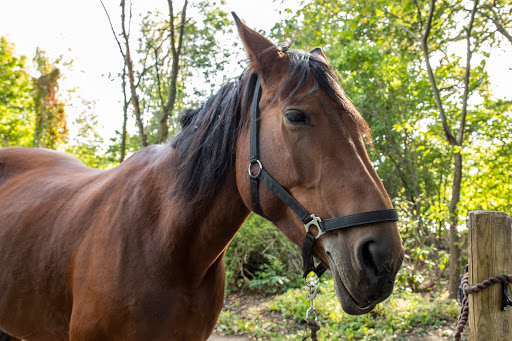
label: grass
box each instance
[214,280,461,340]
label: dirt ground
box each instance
[209,331,464,341]
[208,335,250,341]
[208,293,468,341]
[209,330,465,340]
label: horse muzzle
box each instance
[324,224,404,315]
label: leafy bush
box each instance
[224,213,303,293]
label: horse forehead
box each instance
[281,87,344,120]
[258,73,355,135]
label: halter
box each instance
[248,75,399,278]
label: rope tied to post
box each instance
[454,273,512,341]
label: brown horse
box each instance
[0,15,403,341]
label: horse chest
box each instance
[68,257,226,341]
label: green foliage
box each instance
[271,0,512,293]
[105,130,141,165]
[0,37,109,168]
[64,99,114,169]
[461,99,512,213]
[131,1,232,145]
[0,36,35,147]
[224,214,302,294]
[246,254,294,294]
[215,281,460,340]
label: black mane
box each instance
[170,49,366,204]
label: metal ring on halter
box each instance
[248,160,263,179]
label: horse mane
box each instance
[170,49,370,205]
[169,72,258,204]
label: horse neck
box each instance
[155,153,250,287]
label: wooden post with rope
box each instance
[468,210,512,340]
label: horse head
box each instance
[233,14,404,315]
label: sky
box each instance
[0,0,511,143]
[0,0,294,141]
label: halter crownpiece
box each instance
[247,74,399,278]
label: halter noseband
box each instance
[248,75,399,278]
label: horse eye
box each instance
[285,110,310,126]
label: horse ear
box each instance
[232,12,286,72]
[310,47,329,65]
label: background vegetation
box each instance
[1,0,511,339]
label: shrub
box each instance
[224,213,303,293]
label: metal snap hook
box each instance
[304,276,319,322]
[502,282,512,311]
[305,306,317,321]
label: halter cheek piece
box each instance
[248,75,399,278]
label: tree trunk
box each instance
[418,0,478,298]
[99,0,142,151]
[448,151,462,298]
[447,0,478,298]
[156,0,188,144]
[121,0,147,148]
[120,66,128,162]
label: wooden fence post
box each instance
[468,210,512,340]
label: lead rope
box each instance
[454,273,512,341]
[302,277,321,341]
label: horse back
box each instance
[0,147,102,339]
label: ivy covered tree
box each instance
[0,36,35,147]
[32,48,68,149]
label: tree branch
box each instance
[154,48,166,109]
[478,6,512,46]
[413,0,424,32]
[120,0,147,147]
[389,22,421,42]
[175,0,188,59]
[156,0,189,143]
[421,0,457,145]
[457,0,479,145]
[168,0,176,58]
[99,0,125,58]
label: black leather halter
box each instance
[248,75,399,278]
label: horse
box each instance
[0,14,404,341]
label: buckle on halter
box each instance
[304,214,323,239]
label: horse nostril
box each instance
[359,240,378,277]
